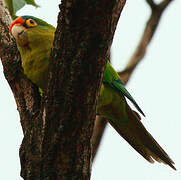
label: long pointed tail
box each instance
[108,104,176,170]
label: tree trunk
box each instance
[0,0,126,179]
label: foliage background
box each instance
[0,0,180,179]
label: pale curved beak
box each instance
[9,16,25,34]
[11,24,25,38]
[11,24,28,46]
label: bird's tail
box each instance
[108,103,176,170]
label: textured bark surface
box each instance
[91,116,107,159]
[0,1,42,178]
[0,0,126,179]
[41,1,126,179]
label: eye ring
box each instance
[25,19,37,27]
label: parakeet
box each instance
[10,16,176,170]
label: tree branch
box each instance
[146,0,156,9]
[118,0,173,84]
[0,1,44,179]
[159,0,173,10]
[39,1,126,179]
[91,116,107,159]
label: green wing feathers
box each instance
[104,62,145,116]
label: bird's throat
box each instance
[11,25,28,46]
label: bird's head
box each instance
[10,16,38,46]
[10,16,55,47]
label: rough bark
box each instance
[91,0,174,161]
[91,116,107,159]
[0,0,126,179]
[0,1,43,178]
[41,1,126,179]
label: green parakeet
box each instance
[10,16,175,170]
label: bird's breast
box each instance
[21,48,51,90]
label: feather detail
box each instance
[108,103,176,170]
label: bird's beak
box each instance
[10,17,28,46]
[9,17,25,34]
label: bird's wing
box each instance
[103,62,145,116]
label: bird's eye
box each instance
[25,19,37,27]
[30,20,34,24]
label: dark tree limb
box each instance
[159,0,173,9]
[1,0,126,179]
[40,0,126,179]
[118,0,174,84]
[0,0,43,179]
[146,0,156,9]
[91,0,174,162]
[91,116,107,159]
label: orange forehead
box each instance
[9,17,25,34]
